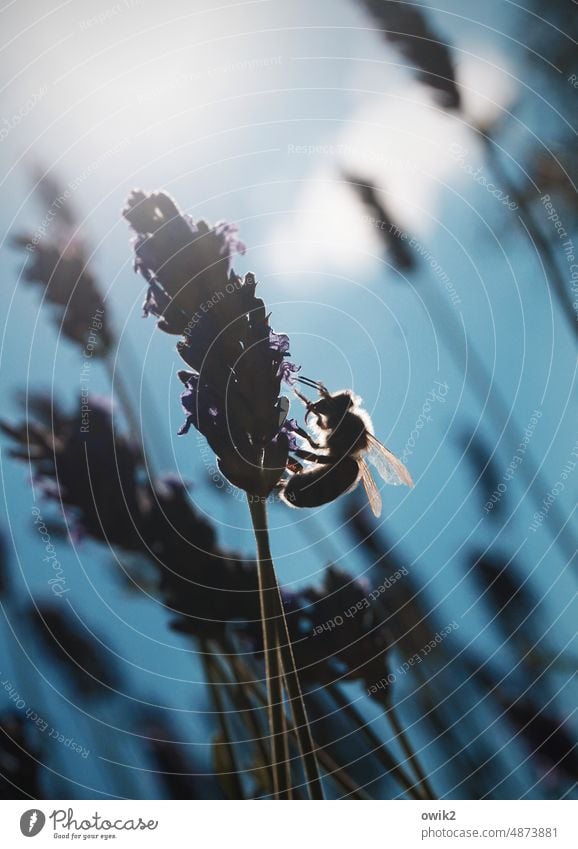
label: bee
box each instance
[281,377,413,517]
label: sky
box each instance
[0,0,576,798]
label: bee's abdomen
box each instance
[282,457,360,509]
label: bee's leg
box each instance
[294,388,311,407]
[292,423,320,449]
[292,449,333,465]
[306,409,324,428]
[294,388,324,428]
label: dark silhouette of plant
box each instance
[0,713,42,799]
[343,172,416,271]
[123,189,323,799]
[27,604,120,699]
[356,0,461,108]
[458,428,506,521]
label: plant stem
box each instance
[247,496,324,799]
[328,683,429,799]
[247,497,289,799]
[481,133,577,340]
[279,654,294,799]
[275,607,325,800]
[221,646,371,799]
[383,694,435,800]
[315,748,373,800]
[420,278,578,570]
[216,647,276,795]
[199,638,245,799]
[103,354,142,447]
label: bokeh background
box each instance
[0,0,576,800]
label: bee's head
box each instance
[309,390,355,422]
[296,379,360,424]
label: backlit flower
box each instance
[124,190,297,497]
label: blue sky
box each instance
[0,0,576,798]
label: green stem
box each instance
[247,495,324,800]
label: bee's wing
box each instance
[366,433,414,487]
[358,457,382,518]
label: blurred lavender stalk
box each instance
[356,0,461,109]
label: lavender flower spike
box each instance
[124,190,297,497]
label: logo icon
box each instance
[20,810,46,837]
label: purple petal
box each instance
[269,330,291,354]
[278,360,300,384]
